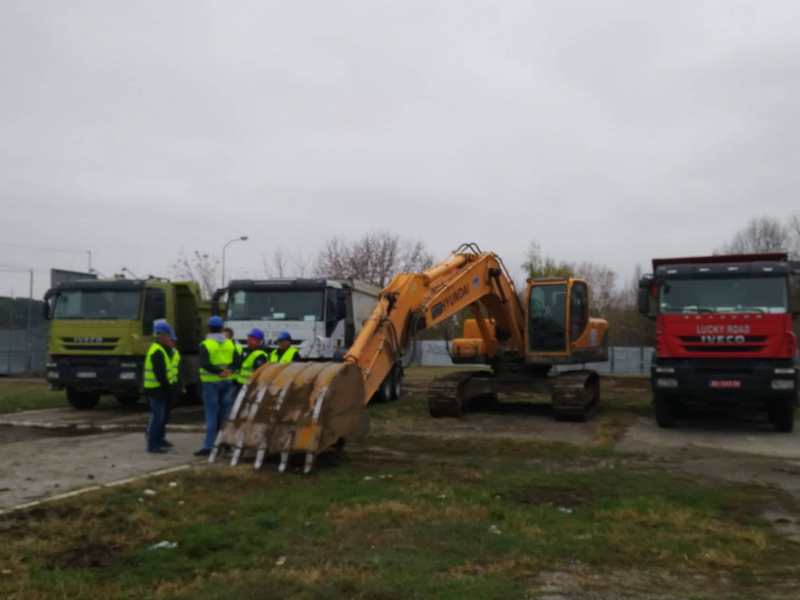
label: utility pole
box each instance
[221,236,249,288]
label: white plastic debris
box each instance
[275,556,287,566]
[437,494,447,499]
[169,482,178,488]
[178,500,185,506]
[148,541,178,550]
[557,506,573,514]
[143,489,157,496]
[363,476,374,481]
[488,524,502,535]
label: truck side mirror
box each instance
[42,289,56,320]
[211,288,226,316]
[637,276,655,318]
[790,268,800,314]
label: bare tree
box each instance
[263,248,288,278]
[314,231,434,287]
[718,216,792,255]
[172,250,219,299]
[521,241,573,279]
[572,261,617,316]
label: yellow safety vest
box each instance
[236,349,268,384]
[200,338,235,383]
[144,343,170,389]
[168,348,181,385]
[269,346,299,364]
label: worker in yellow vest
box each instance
[269,331,301,363]
[143,321,176,453]
[233,328,269,396]
[195,316,238,457]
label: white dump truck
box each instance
[212,278,381,360]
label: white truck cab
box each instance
[213,278,381,360]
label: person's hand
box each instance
[220,369,231,377]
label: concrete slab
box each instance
[0,431,204,510]
[619,415,800,460]
[0,405,204,433]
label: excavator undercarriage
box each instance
[210,244,608,472]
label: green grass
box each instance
[1,435,797,599]
[0,378,66,414]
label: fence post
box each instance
[639,345,645,374]
[610,345,615,373]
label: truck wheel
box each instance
[67,388,100,410]
[653,391,675,428]
[114,394,140,408]
[390,366,402,401]
[372,374,393,403]
[771,397,796,433]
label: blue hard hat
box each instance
[208,315,224,328]
[247,328,265,341]
[275,331,291,342]
[154,320,172,335]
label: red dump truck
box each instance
[638,253,800,431]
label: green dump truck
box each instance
[43,278,209,409]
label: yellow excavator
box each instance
[211,244,608,472]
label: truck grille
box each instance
[679,335,766,353]
[60,337,119,351]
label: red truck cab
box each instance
[639,253,800,431]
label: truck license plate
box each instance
[76,371,97,379]
[710,379,741,389]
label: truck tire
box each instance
[67,388,100,410]
[653,391,675,428]
[114,394,140,408]
[390,366,402,401]
[372,373,393,403]
[771,397,796,433]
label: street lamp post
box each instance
[221,236,249,288]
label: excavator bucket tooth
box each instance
[213,361,368,471]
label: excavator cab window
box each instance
[528,283,567,352]
[569,281,589,343]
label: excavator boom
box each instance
[212,244,528,471]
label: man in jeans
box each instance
[144,321,176,454]
[195,316,237,457]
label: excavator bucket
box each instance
[210,361,369,473]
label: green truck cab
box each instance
[43,278,209,409]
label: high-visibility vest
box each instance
[236,348,268,384]
[144,343,170,389]
[200,338,235,382]
[168,348,181,385]
[269,346,299,364]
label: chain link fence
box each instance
[0,297,48,375]
[413,340,652,375]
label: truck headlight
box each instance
[47,371,59,379]
[772,380,795,391]
[46,362,57,368]
[655,367,675,374]
[120,362,138,368]
[656,378,678,388]
[119,372,137,381]
[774,368,796,375]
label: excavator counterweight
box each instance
[211,244,608,472]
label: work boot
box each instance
[161,440,174,448]
[194,448,211,457]
[148,448,169,454]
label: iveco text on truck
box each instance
[639,253,800,431]
[43,278,210,409]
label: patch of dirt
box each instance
[47,539,124,569]
[506,485,594,509]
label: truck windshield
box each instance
[228,290,324,321]
[660,277,787,314]
[53,290,141,320]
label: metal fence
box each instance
[412,341,653,375]
[0,297,48,375]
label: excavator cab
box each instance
[525,278,607,364]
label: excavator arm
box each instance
[211,244,528,472]
[346,245,526,402]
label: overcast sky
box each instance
[2,0,799,297]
